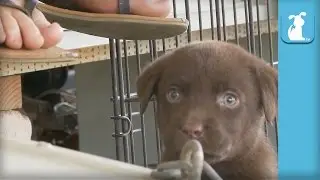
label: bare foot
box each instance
[0,0,63,49]
[76,0,171,17]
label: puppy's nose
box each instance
[181,124,204,138]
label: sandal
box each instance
[0,0,78,63]
[37,0,189,40]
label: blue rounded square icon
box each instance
[281,11,315,44]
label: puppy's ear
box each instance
[254,62,278,124]
[136,59,165,114]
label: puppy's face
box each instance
[137,41,277,164]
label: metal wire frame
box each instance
[108,0,279,165]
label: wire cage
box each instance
[19,0,279,170]
[106,0,278,167]
[0,0,280,178]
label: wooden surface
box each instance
[0,75,22,110]
[0,46,79,63]
[0,19,278,77]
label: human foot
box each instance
[38,0,185,41]
[75,0,171,17]
[0,0,63,49]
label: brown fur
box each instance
[136,40,278,180]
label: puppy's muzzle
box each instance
[180,123,204,139]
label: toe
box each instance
[12,10,44,49]
[40,22,63,48]
[2,12,22,49]
[32,9,63,48]
[0,18,6,44]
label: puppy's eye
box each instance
[166,87,181,103]
[218,92,240,108]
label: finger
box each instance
[2,12,22,49]
[0,17,6,44]
[12,10,44,49]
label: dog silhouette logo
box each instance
[281,11,314,44]
[287,12,307,41]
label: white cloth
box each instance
[0,111,32,140]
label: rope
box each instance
[151,139,223,180]
[203,161,223,180]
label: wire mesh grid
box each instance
[108,0,278,166]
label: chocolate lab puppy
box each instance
[136,40,278,180]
